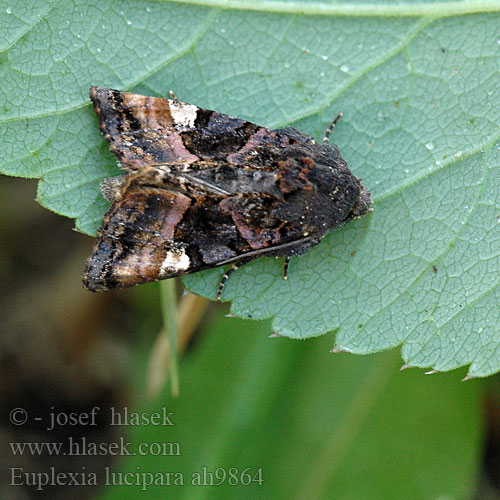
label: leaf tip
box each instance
[425,369,440,375]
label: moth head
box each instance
[349,180,373,218]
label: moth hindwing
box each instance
[83,87,372,299]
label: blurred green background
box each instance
[2,174,499,500]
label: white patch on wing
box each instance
[159,248,190,276]
[169,101,198,128]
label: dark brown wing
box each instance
[90,87,316,172]
[90,86,286,171]
[83,181,319,292]
[90,87,316,197]
[90,86,200,170]
[85,88,370,291]
[83,186,191,291]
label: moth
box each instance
[83,87,372,300]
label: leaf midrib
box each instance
[159,0,500,17]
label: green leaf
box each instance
[2,1,499,375]
[98,314,483,500]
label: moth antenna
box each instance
[283,257,290,280]
[322,112,343,144]
[217,261,246,301]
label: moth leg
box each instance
[322,112,343,144]
[168,90,179,102]
[283,257,290,280]
[217,260,248,301]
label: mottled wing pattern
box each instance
[90,86,200,170]
[90,86,313,171]
[83,185,191,291]
[84,87,372,292]
[83,178,318,291]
